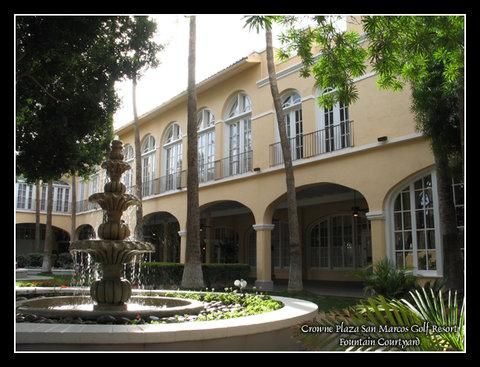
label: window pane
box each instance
[416,210,425,229]
[310,225,319,247]
[404,231,413,250]
[394,195,401,211]
[423,175,432,188]
[403,212,411,230]
[424,188,433,208]
[425,209,435,228]
[394,213,402,230]
[418,251,427,270]
[404,252,414,268]
[402,192,410,210]
[414,179,423,190]
[415,191,425,209]
[426,230,436,249]
[395,232,403,250]
[396,252,404,268]
[428,251,437,270]
[417,231,425,249]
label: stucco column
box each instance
[366,211,387,264]
[178,229,187,264]
[253,223,275,291]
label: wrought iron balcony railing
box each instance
[269,121,353,166]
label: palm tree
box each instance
[70,173,76,244]
[181,15,204,289]
[245,16,303,291]
[34,179,41,252]
[132,73,144,240]
[121,16,162,241]
[41,180,54,273]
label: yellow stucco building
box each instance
[15,20,464,289]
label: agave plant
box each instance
[299,287,464,351]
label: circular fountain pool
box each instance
[16,295,204,320]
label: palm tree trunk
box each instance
[434,149,464,292]
[181,15,204,289]
[70,173,76,242]
[265,28,303,291]
[132,74,144,241]
[41,180,54,273]
[35,179,41,252]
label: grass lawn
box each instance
[267,290,362,313]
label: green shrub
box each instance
[26,253,44,267]
[139,262,184,288]
[362,258,416,299]
[202,264,250,288]
[55,252,74,269]
[16,255,28,268]
[140,263,251,289]
[25,253,58,268]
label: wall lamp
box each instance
[377,136,388,142]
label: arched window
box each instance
[223,92,252,176]
[122,144,134,193]
[213,227,239,263]
[390,172,441,275]
[141,135,156,197]
[281,91,303,160]
[319,88,351,152]
[197,109,215,183]
[272,220,290,268]
[308,214,371,269]
[163,123,182,192]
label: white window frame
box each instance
[53,182,70,213]
[141,136,156,197]
[122,144,135,192]
[16,181,34,210]
[307,213,371,270]
[197,109,215,183]
[279,91,303,160]
[315,88,351,152]
[223,93,252,175]
[386,169,443,277]
[162,123,183,191]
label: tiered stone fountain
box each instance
[16,140,203,319]
[71,140,154,310]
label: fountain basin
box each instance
[16,291,318,351]
[16,295,204,320]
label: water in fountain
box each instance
[17,140,203,320]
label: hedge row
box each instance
[16,253,73,269]
[139,262,251,289]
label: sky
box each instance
[113,15,288,129]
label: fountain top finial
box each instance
[109,140,124,161]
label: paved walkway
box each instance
[271,279,366,298]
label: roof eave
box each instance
[115,53,261,136]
